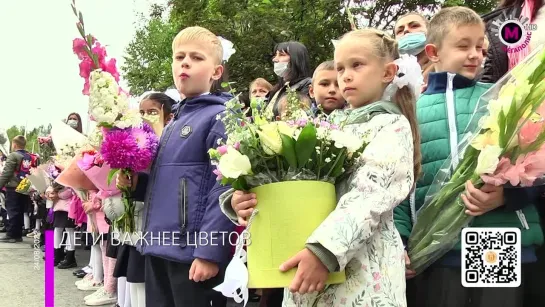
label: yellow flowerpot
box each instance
[247,181,346,288]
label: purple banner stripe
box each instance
[45,230,54,307]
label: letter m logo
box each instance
[503,26,520,40]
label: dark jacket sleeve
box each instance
[132,173,149,202]
[192,115,235,265]
[503,185,545,211]
[0,152,20,189]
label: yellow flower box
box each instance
[247,181,346,288]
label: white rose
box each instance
[217,147,252,179]
[330,130,364,153]
[474,145,503,175]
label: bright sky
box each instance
[0,0,167,134]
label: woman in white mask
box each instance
[65,112,83,133]
[265,41,312,119]
[394,12,434,87]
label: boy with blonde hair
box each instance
[394,7,543,307]
[118,26,234,307]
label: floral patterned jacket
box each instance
[282,105,414,307]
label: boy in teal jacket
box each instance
[394,7,544,307]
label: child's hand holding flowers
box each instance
[231,190,257,226]
[461,181,505,216]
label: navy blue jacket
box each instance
[134,92,235,265]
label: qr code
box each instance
[461,228,521,287]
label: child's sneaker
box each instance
[26,230,39,238]
[75,274,93,286]
[85,288,117,306]
[84,288,103,301]
[77,278,103,291]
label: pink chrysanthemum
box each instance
[100,125,159,172]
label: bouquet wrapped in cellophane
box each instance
[408,45,545,274]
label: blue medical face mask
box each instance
[398,32,427,56]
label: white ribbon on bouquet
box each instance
[213,209,259,307]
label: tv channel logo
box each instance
[491,16,537,53]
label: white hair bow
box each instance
[383,54,424,101]
[218,36,236,62]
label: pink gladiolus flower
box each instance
[217,145,228,155]
[481,157,511,186]
[92,42,107,61]
[83,80,91,95]
[101,58,120,81]
[234,142,241,150]
[79,59,93,78]
[490,148,545,187]
[518,120,543,149]
[72,38,88,59]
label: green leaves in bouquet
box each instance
[295,124,317,168]
[280,133,297,169]
[232,177,250,191]
[107,168,120,186]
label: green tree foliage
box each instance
[123,0,351,95]
[122,0,497,95]
[122,17,179,95]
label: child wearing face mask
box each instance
[222,28,422,307]
[110,91,174,307]
[393,7,543,307]
[309,61,346,115]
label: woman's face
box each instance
[394,14,428,38]
[273,50,290,63]
[68,115,79,121]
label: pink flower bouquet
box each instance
[55,157,97,191]
[77,149,120,196]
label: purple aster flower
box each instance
[100,127,159,172]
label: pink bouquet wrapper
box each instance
[78,161,120,197]
[55,157,97,191]
[68,193,87,226]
